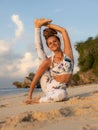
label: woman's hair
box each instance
[43,28,60,46]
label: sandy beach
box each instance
[0,84,98,130]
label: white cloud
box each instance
[0,14,37,87]
[0,40,10,54]
[0,14,38,84]
[0,51,39,78]
[11,14,24,39]
[13,52,39,77]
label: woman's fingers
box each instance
[24,99,32,104]
[24,98,40,105]
[34,18,52,27]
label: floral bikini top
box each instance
[50,54,74,76]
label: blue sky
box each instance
[0,0,98,88]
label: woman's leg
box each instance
[39,89,68,103]
[35,28,50,93]
[39,79,68,103]
[35,28,47,64]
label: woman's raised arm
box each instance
[46,24,74,63]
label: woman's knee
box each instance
[52,89,68,102]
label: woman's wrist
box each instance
[35,28,41,32]
[27,95,32,100]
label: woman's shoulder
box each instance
[45,57,52,67]
[42,57,51,65]
[47,57,52,63]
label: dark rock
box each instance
[13,72,41,88]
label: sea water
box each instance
[0,87,29,96]
[0,87,41,97]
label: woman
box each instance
[25,18,74,104]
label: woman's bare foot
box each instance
[34,18,52,28]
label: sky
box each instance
[0,0,98,88]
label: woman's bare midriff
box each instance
[53,74,72,83]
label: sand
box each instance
[0,84,98,130]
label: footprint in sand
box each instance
[0,104,8,108]
[79,124,98,130]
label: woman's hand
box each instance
[34,18,52,28]
[25,98,32,105]
[25,97,40,105]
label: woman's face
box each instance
[47,36,61,52]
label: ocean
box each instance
[0,87,30,96]
[0,87,42,97]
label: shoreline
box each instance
[0,83,98,130]
[0,87,41,97]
